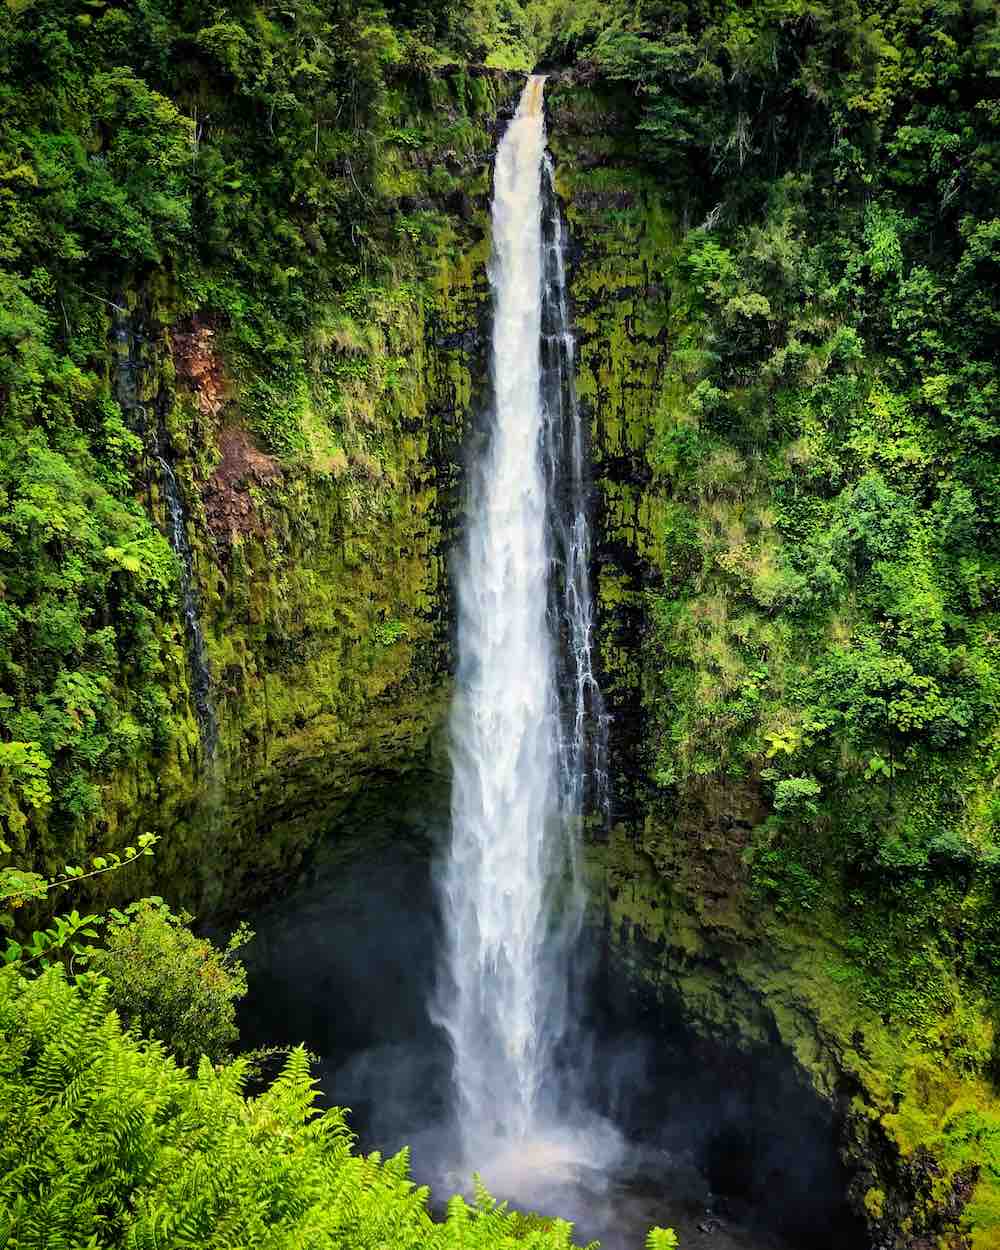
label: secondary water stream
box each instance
[111,309,218,759]
[156,449,219,758]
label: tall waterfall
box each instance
[438,74,606,1163]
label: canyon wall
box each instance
[547,78,996,1250]
[7,44,998,1246]
[8,71,516,908]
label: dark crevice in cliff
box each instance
[111,301,218,760]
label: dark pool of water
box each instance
[235,777,864,1250]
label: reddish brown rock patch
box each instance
[204,426,282,542]
[171,316,227,417]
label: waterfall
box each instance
[111,308,218,760]
[438,74,606,1164]
[540,154,610,829]
[157,451,219,759]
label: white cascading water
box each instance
[438,74,608,1170]
[539,150,609,829]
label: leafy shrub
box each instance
[87,899,250,1066]
[772,775,822,818]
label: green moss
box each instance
[589,817,1000,1244]
[556,75,1000,1247]
[4,69,516,914]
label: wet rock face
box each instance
[75,76,512,915]
[581,944,867,1250]
[170,317,227,418]
[203,426,282,542]
[545,82,982,1250]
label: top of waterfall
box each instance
[518,75,547,118]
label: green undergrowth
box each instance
[0,963,602,1249]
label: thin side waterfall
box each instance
[540,153,610,830]
[438,74,607,1168]
[157,450,219,759]
[111,309,218,760]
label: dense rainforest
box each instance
[1,0,999,1246]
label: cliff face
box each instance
[6,31,998,1245]
[160,108,503,908]
[546,77,998,1250]
[13,71,516,909]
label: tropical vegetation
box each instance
[2,0,1000,1243]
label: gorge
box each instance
[2,3,1000,1249]
[237,74,860,1249]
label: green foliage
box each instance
[87,898,250,1066]
[1,832,157,904]
[0,908,102,974]
[0,964,603,1249]
[1,833,157,960]
[2,833,250,1067]
[0,417,181,847]
[372,617,410,647]
[0,742,51,814]
[0,0,518,857]
[770,775,822,818]
[552,19,1000,1199]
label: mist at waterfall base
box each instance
[238,79,862,1248]
[237,789,859,1250]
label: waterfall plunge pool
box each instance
[236,775,864,1250]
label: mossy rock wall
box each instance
[28,72,516,912]
[545,83,675,821]
[548,77,998,1250]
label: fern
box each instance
[0,965,676,1250]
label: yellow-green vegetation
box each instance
[0,962,607,1249]
[550,3,1000,1245]
[0,0,521,906]
[87,897,252,1066]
